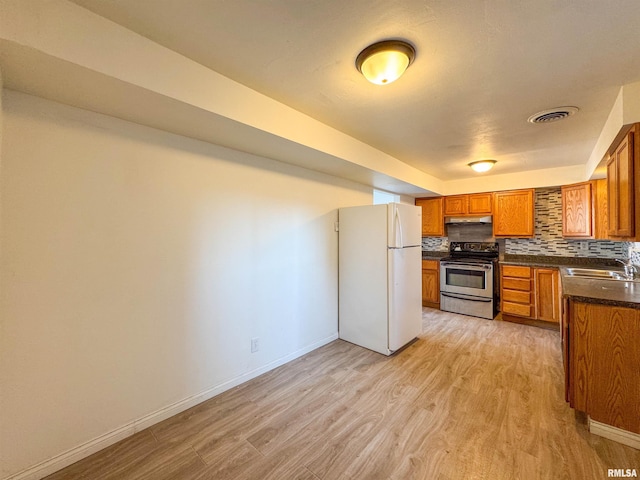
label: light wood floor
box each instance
[46,308,639,480]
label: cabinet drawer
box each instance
[502,265,531,278]
[502,302,532,317]
[502,289,531,304]
[422,260,439,270]
[502,277,531,291]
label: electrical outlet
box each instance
[251,337,259,353]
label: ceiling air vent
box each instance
[527,106,579,124]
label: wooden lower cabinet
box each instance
[501,265,533,318]
[422,260,440,308]
[566,301,640,434]
[534,268,561,322]
[500,265,560,324]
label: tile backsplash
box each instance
[422,237,449,252]
[629,242,640,266]
[422,187,633,261]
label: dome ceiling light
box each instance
[468,160,497,173]
[355,40,416,85]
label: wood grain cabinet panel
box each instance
[560,178,608,240]
[594,178,609,240]
[534,269,560,323]
[422,260,440,308]
[443,193,492,216]
[500,266,533,319]
[502,289,531,304]
[468,193,492,215]
[443,196,467,216]
[415,197,444,237]
[502,302,532,317]
[493,189,535,238]
[502,265,532,278]
[562,182,594,238]
[501,266,561,325]
[562,296,570,402]
[502,277,531,291]
[607,131,635,237]
[568,302,640,434]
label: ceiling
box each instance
[41,1,640,181]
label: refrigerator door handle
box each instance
[394,206,403,248]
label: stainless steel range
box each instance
[440,242,499,320]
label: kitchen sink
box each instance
[564,267,634,281]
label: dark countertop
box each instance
[422,251,448,260]
[559,267,640,309]
[500,254,618,269]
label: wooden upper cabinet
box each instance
[493,189,535,237]
[415,197,444,237]
[468,193,492,215]
[607,130,635,237]
[443,195,467,216]
[443,193,492,216]
[594,178,609,240]
[562,181,594,238]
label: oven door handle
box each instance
[440,262,491,270]
[441,292,492,303]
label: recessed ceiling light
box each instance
[355,40,416,85]
[468,160,497,173]
[527,106,579,124]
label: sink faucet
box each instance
[614,259,638,279]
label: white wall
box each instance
[0,90,371,479]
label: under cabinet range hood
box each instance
[445,216,492,225]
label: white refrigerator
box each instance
[338,203,422,355]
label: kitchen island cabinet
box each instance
[493,189,535,238]
[415,197,444,237]
[564,299,640,442]
[560,268,640,448]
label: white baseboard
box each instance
[3,333,339,480]
[589,417,640,450]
